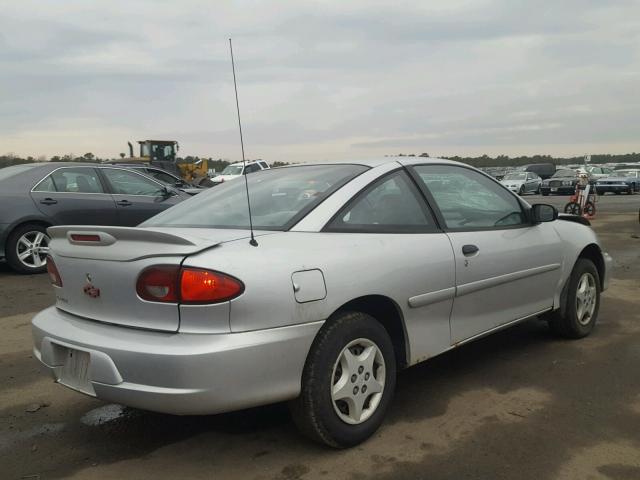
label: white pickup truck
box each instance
[210,160,270,185]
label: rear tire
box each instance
[5,223,50,274]
[548,258,600,339]
[290,311,396,448]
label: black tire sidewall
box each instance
[5,224,49,274]
[298,312,396,447]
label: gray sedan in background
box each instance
[33,157,611,447]
[0,163,189,273]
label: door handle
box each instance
[462,244,479,256]
[116,200,133,207]
[40,198,58,205]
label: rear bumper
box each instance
[32,307,322,415]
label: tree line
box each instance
[0,153,291,170]
[392,152,640,168]
[2,151,638,171]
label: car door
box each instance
[324,169,456,361]
[409,164,564,343]
[98,167,185,226]
[30,166,118,225]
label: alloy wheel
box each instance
[575,272,597,326]
[16,231,50,269]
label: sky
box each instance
[1,0,639,163]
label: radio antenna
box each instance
[229,38,258,247]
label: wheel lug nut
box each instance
[358,366,364,374]
[353,386,359,395]
[362,385,367,394]
[351,374,357,383]
[365,373,370,380]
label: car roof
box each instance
[294,156,469,169]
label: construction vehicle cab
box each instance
[121,140,212,186]
[128,140,179,164]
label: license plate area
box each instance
[551,187,558,192]
[58,347,95,396]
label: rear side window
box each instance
[34,167,104,193]
[244,163,261,174]
[325,170,436,233]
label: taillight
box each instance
[180,268,243,303]
[46,256,63,287]
[136,266,243,304]
[136,266,179,302]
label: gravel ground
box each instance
[1,194,639,480]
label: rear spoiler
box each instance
[47,225,216,262]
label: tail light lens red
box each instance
[136,266,179,302]
[46,256,63,287]
[136,266,243,304]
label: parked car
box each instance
[524,163,556,179]
[541,169,580,196]
[595,169,640,195]
[33,157,611,447]
[0,163,190,273]
[585,165,615,181]
[210,160,270,185]
[109,164,205,195]
[500,171,542,195]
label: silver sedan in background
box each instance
[33,157,611,447]
[500,171,542,195]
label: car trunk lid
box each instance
[46,226,255,331]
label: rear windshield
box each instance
[143,164,368,230]
[0,163,40,181]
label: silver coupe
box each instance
[32,157,612,447]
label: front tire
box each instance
[5,223,51,274]
[548,258,600,339]
[290,311,396,448]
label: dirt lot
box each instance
[1,194,639,480]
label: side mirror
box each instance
[160,186,176,198]
[532,203,558,223]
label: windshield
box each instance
[552,170,576,178]
[220,165,244,176]
[143,164,368,230]
[503,173,526,180]
[0,163,40,181]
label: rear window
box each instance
[142,164,368,230]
